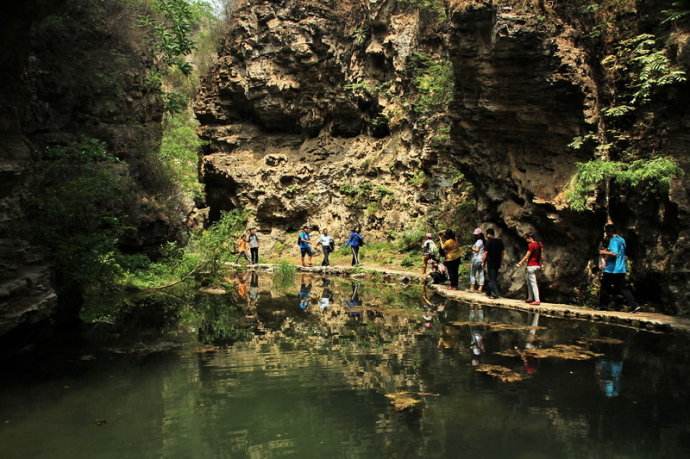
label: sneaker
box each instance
[631,306,641,313]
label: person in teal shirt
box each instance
[298,225,313,267]
[598,224,639,311]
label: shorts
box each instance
[300,247,313,257]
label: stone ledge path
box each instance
[225,262,690,333]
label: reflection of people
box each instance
[236,272,248,299]
[596,359,623,398]
[521,312,540,375]
[345,282,362,318]
[249,271,259,304]
[319,277,332,310]
[594,338,630,398]
[298,274,313,310]
[468,304,485,366]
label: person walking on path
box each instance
[469,228,486,292]
[235,231,249,263]
[346,227,364,266]
[422,233,438,274]
[248,228,260,264]
[598,224,639,312]
[438,229,462,290]
[298,225,314,267]
[516,232,543,305]
[317,229,334,266]
[484,228,504,299]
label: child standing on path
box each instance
[248,228,260,264]
[516,232,543,305]
[422,233,437,274]
[346,227,364,266]
[469,228,485,292]
[235,231,249,263]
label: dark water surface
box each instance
[2,273,690,458]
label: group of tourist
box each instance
[424,223,637,312]
[236,226,365,268]
[236,221,639,312]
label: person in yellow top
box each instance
[438,229,462,289]
[235,231,249,263]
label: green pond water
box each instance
[2,273,690,458]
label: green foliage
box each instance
[661,1,690,24]
[409,170,428,187]
[604,34,687,106]
[273,261,297,289]
[42,136,116,162]
[25,139,139,301]
[399,0,447,20]
[160,112,205,200]
[400,253,416,268]
[339,181,392,208]
[398,226,427,252]
[566,157,683,211]
[408,52,454,116]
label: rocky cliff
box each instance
[195,0,468,252]
[0,0,179,349]
[197,0,689,311]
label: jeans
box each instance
[486,266,500,297]
[599,272,638,310]
[351,246,360,265]
[470,260,484,287]
[322,247,331,266]
[250,247,259,264]
[444,258,461,288]
[526,265,540,302]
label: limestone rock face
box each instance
[447,0,690,310]
[199,0,689,310]
[195,0,449,245]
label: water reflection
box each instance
[3,275,690,458]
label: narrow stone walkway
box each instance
[225,262,690,333]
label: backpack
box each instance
[329,240,335,251]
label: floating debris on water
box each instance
[199,287,227,295]
[385,392,423,412]
[450,321,544,332]
[496,344,604,361]
[475,364,527,383]
[578,337,625,346]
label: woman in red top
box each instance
[516,233,543,305]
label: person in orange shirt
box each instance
[235,231,249,263]
[438,229,462,290]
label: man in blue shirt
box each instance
[298,225,313,267]
[598,224,639,312]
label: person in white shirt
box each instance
[421,233,437,274]
[317,229,334,266]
